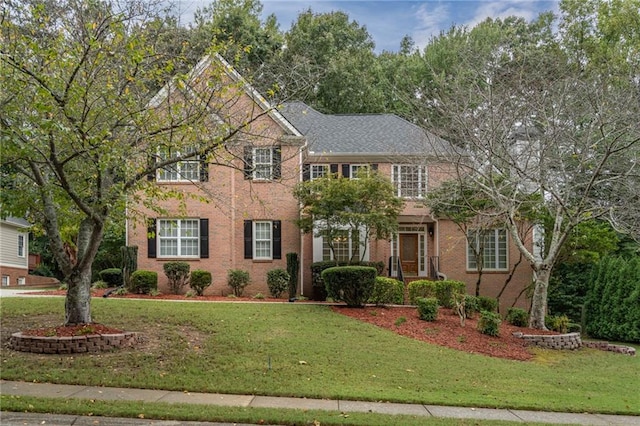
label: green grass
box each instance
[1,298,639,417]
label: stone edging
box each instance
[512,332,636,356]
[9,332,138,354]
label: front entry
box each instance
[400,234,419,275]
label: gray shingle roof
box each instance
[280,101,453,157]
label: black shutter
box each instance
[330,164,339,176]
[272,220,281,260]
[371,164,378,172]
[273,146,281,179]
[243,146,253,179]
[147,155,156,181]
[147,219,157,258]
[244,220,253,259]
[199,154,209,182]
[342,164,350,178]
[302,163,310,181]
[200,218,209,258]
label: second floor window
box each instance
[244,146,281,181]
[467,229,508,270]
[349,164,370,179]
[392,165,427,198]
[157,147,200,182]
[158,219,200,258]
[17,234,25,257]
[310,164,329,180]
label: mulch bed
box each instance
[22,289,557,360]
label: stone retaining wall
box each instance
[9,332,138,354]
[512,332,582,350]
[583,341,636,356]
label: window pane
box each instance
[253,148,273,180]
[311,165,328,180]
[394,165,425,198]
[158,219,199,258]
[253,221,272,258]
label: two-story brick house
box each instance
[127,55,533,310]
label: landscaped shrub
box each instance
[267,268,290,298]
[91,281,109,290]
[129,270,157,294]
[322,266,377,308]
[369,277,404,306]
[546,314,570,333]
[227,269,250,297]
[189,269,212,296]
[435,280,467,308]
[286,252,299,300]
[506,307,529,327]
[407,280,437,304]
[477,311,501,336]
[477,296,498,313]
[416,297,439,321]
[163,262,190,295]
[464,295,479,319]
[99,268,122,287]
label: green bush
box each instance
[99,268,122,286]
[267,268,290,298]
[478,311,501,336]
[464,295,479,319]
[477,296,498,313]
[568,322,582,333]
[416,297,439,321]
[435,280,467,308]
[189,269,212,296]
[163,261,190,295]
[506,307,529,327]
[129,270,157,294]
[227,269,250,297]
[546,314,570,333]
[369,277,404,305]
[91,281,109,290]
[322,266,377,308]
[407,280,437,304]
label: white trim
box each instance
[157,218,200,259]
[252,221,273,260]
[466,229,508,271]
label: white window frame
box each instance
[156,147,200,182]
[17,233,26,257]
[252,148,274,181]
[1,276,9,287]
[253,221,273,260]
[312,222,369,262]
[310,164,329,180]
[157,219,200,258]
[392,165,427,198]
[467,229,508,271]
[17,277,26,286]
[349,164,369,179]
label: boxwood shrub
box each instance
[506,307,529,327]
[99,268,122,287]
[478,310,501,336]
[129,270,158,294]
[322,266,377,308]
[435,279,467,308]
[163,261,190,295]
[477,296,499,313]
[267,268,290,298]
[190,270,212,296]
[407,280,437,304]
[369,277,404,305]
[416,297,439,321]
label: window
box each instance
[157,147,201,182]
[1,276,8,287]
[244,220,281,260]
[17,277,26,286]
[310,164,329,180]
[244,146,281,180]
[158,219,200,258]
[17,234,25,257]
[349,164,369,179]
[467,229,508,270]
[322,230,360,262]
[392,165,427,198]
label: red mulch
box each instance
[24,289,555,360]
[20,323,123,337]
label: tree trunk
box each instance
[529,266,551,329]
[65,266,93,325]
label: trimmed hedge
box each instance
[369,277,404,305]
[478,310,501,336]
[129,270,157,294]
[311,260,384,287]
[163,261,190,295]
[190,270,212,296]
[416,297,439,321]
[227,269,250,297]
[267,268,290,298]
[322,266,377,308]
[435,280,467,308]
[407,280,437,304]
[99,268,122,287]
[506,307,528,327]
[477,296,499,313]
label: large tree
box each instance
[0,0,277,325]
[421,5,640,328]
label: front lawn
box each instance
[1,297,638,416]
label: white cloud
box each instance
[412,3,452,51]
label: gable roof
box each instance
[1,217,31,228]
[148,54,302,138]
[279,101,452,157]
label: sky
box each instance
[176,0,560,53]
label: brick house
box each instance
[127,55,533,310]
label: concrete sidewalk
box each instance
[1,380,639,425]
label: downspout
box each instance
[298,143,306,296]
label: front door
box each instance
[400,234,419,275]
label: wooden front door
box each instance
[400,234,419,275]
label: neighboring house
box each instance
[128,55,534,310]
[0,217,30,287]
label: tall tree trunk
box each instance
[529,266,551,329]
[65,267,93,325]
